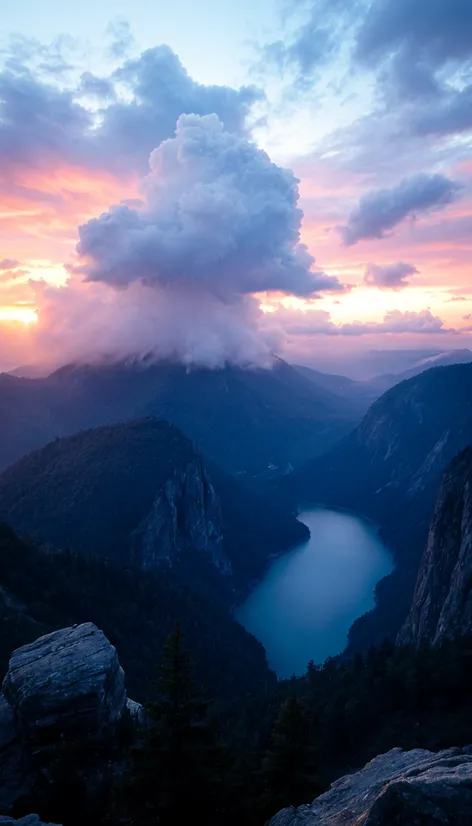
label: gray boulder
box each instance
[2,623,126,749]
[268,747,472,825]
[0,623,140,813]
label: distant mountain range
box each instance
[368,348,472,393]
[0,357,360,477]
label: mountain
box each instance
[398,447,472,647]
[0,358,360,477]
[287,363,472,652]
[292,365,378,415]
[0,418,307,593]
[369,348,472,394]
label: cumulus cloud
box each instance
[339,309,452,335]
[339,173,461,245]
[0,44,261,181]
[29,114,345,370]
[31,278,278,370]
[0,259,21,271]
[268,306,453,337]
[364,261,418,290]
[77,113,345,298]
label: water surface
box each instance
[237,508,393,678]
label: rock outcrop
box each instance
[268,746,472,825]
[0,623,141,814]
[131,459,229,573]
[398,447,472,646]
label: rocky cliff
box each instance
[0,417,308,591]
[0,419,229,576]
[0,623,141,815]
[398,447,472,646]
[131,458,228,572]
[268,746,472,825]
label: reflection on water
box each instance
[237,508,393,678]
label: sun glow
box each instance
[0,307,37,325]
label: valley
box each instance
[1,353,472,825]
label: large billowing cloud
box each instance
[31,279,278,370]
[0,44,260,182]
[29,114,345,370]
[364,261,418,290]
[77,113,345,298]
[339,173,460,245]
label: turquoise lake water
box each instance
[237,508,393,678]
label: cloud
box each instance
[339,173,461,245]
[354,0,472,137]
[0,44,261,182]
[260,0,361,88]
[77,113,346,299]
[27,114,345,371]
[356,0,472,78]
[364,261,418,290]
[0,259,21,271]
[270,306,454,337]
[414,85,472,137]
[339,309,453,335]
[31,278,278,370]
[106,18,135,60]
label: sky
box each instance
[1,0,472,374]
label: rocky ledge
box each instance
[268,746,472,825]
[0,623,142,814]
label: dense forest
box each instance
[3,524,472,825]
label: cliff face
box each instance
[268,746,472,826]
[0,419,229,577]
[131,458,228,573]
[398,447,472,647]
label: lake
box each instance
[237,508,393,678]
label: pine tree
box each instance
[261,695,318,816]
[127,622,228,825]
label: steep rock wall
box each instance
[398,447,472,646]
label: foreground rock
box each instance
[0,623,141,814]
[399,446,472,646]
[268,746,472,825]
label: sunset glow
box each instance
[1,0,472,373]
